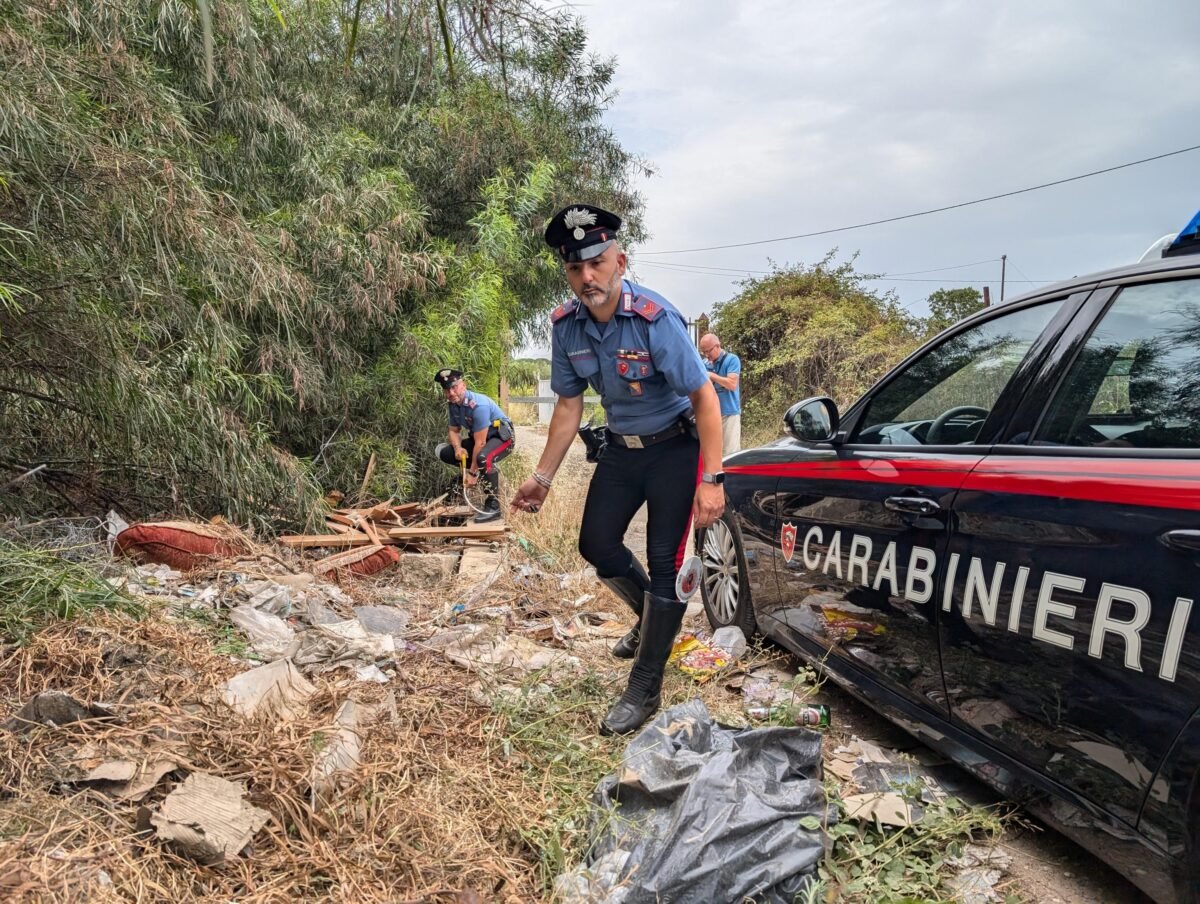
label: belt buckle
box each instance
[622,435,644,449]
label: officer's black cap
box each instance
[544,204,622,263]
[433,368,464,388]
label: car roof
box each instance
[994,249,1200,310]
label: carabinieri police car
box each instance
[698,211,1200,903]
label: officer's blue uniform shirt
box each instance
[448,390,506,434]
[550,280,708,435]
[707,350,742,417]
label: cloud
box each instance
[572,0,1200,320]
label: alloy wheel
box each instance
[702,519,740,624]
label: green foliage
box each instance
[0,0,640,526]
[925,287,986,335]
[0,539,141,643]
[507,357,551,395]
[820,793,1008,902]
[711,253,923,437]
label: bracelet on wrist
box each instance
[532,471,553,489]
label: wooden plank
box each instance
[280,522,507,549]
[387,524,508,540]
[279,534,383,549]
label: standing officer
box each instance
[433,368,514,523]
[510,204,725,735]
[699,332,742,455]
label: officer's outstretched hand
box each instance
[693,483,725,530]
[510,476,549,515]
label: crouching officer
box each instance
[510,204,725,735]
[433,368,514,523]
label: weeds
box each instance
[820,791,1011,902]
[0,538,140,643]
[484,668,624,891]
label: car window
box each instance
[1035,277,1200,450]
[853,301,1062,445]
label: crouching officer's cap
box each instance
[544,204,622,263]
[433,368,464,388]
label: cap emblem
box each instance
[564,207,598,241]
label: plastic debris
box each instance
[668,632,732,681]
[228,607,295,661]
[441,624,581,680]
[710,625,747,659]
[945,844,1013,903]
[291,619,395,673]
[559,699,831,904]
[220,659,316,720]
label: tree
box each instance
[925,287,985,335]
[0,0,641,526]
[711,253,922,437]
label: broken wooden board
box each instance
[280,522,508,548]
[388,523,507,540]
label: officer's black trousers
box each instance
[579,433,700,599]
[436,434,513,492]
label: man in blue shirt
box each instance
[433,368,513,523]
[511,204,726,735]
[699,332,742,454]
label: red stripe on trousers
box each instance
[676,454,704,570]
[484,439,513,472]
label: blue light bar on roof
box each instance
[1163,209,1200,258]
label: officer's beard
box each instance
[579,269,623,309]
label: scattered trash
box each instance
[311,698,384,808]
[710,625,747,659]
[558,699,831,904]
[79,758,182,801]
[149,772,270,863]
[228,607,295,660]
[945,844,1013,903]
[353,663,391,683]
[291,619,395,674]
[353,605,410,637]
[441,623,581,680]
[221,659,316,720]
[3,692,116,733]
[114,520,253,571]
[669,632,733,681]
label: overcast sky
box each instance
[558,0,1200,328]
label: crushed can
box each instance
[794,704,831,729]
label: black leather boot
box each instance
[600,594,686,736]
[598,559,650,659]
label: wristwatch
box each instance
[700,471,725,485]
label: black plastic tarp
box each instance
[558,699,833,904]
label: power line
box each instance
[639,143,1200,256]
[635,259,1050,284]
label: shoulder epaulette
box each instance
[550,298,579,324]
[631,294,665,321]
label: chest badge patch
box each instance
[617,361,629,376]
[639,364,649,376]
[781,522,797,564]
[628,380,643,396]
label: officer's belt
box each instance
[607,421,687,449]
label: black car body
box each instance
[698,227,1200,903]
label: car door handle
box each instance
[884,496,941,516]
[1160,529,1200,553]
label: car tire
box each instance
[697,510,757,636]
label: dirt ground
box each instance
[514,422,1153,904]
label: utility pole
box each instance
[982,286,991,307]
[1000,255,1007,302]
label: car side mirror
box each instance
[784,396,840,444]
